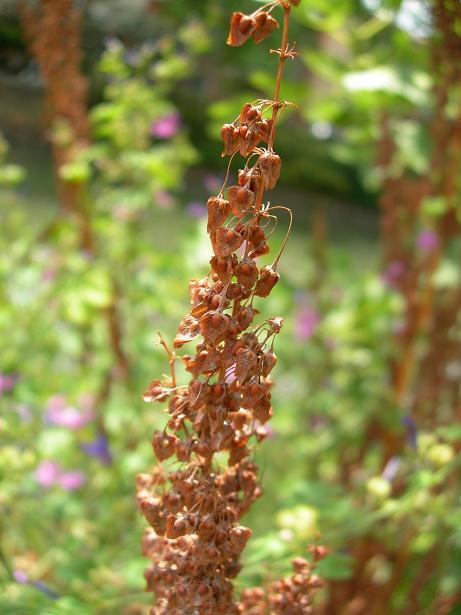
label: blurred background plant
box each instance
[1,0,461,613]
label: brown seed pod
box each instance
[142,379,171,402]
[253,12,279,44]
[152,431,178,461]
[261,349,277,376]
[254,264,280,297]
[259,151,282,189]
[235,347,258,382]
[227,12,256,46]
[221,123,240,156]
[166,514,190,539]
[228,185,255,217]
[239,125,263,156]
[237,305,257,329]
[207,196,230,233]
[174,314,201,348]
[210,254,237,283]
[235,257,259,288]
[200,310,231,344]
[240,102,262,125]
[213,226,245,257]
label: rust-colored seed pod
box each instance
[210,254,237,282]
[235,257,259,288]
[254,265,280,297]
[213,225,245,257]
[221,123,240,156]
[227,12,256,46]
[199,310,231,343]
[259,151,282,189]
[207,196,231,233]
[240,102,261,124]
[152,431,178,461]
[253,12,279,44]
[228,185,255,217]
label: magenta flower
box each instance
[382,260,406,288]
[294,305,319,341]
[416,229,439,253]
[34,460,86,490]
[150,112,181,139]
[13,570,29,584]
[0,371,18,395]
[35,460,61,488]
[58,471,86,491]
[186,201,207,218]
[45,395,93,430]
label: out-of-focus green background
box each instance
[3,1,460,613]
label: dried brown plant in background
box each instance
[137,2,325,613]
[20,0,129,420]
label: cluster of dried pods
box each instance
[137,2,325,613]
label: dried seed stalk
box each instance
[137,2,324,614]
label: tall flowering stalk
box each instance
[137,2,324,613]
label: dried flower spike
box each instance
[137,2,321,614]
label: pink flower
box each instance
[416,229,439,253]
[382,260,406,288]
[150,112,181,139]
[13,570,29,584]
[45,395,93,430]
[294,305,319,341]
[58,471,86,491]
[0,371,18,395]
[35,460,61,487]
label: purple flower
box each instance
[33,580,59,600]
[35,460,61,488]
[403,414,418,449]
[416,229,439,253]
[58,471,86,491]
[45,395,93,430]
[203,174,223,193]
[294,305,319,341]
[150,112,181,139]
[13,570,29,584]
[81,434,112,465]
[0,371,18,395]
[382,260,406,288]
[186,201,206,219]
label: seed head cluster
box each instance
[137,2,324,613]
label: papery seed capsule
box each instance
[240,102,261,124]
[259,151,282,189]
[221,123,239,155]
[254,264,280,297]
[253,11,279,44]
[200,310,230,343]
[227,12,256,46]
[207,196,230,233]
[227,185,254,217]
[213,226,244,257]
[152,431,178,461]
[235,257,258,288]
